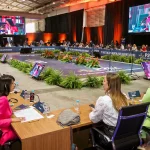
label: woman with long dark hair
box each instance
[0,74,24,145]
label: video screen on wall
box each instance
[128,3,150,33]
[0,16,25,35]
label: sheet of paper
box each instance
[14,108,44,122]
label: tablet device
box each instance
[0,54,7,62]
[30,63,45,78]
[128,91,141,99]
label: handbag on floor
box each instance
[57,109,80,127]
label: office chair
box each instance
[0,139,21,150]
[90,102,150,150]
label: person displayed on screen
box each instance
[140,21,147,32]
[5,22,11,35]
[146,9,150,31]
[32,64,42,77]
[5,20,18,35]
[0,74,24,145]
[89,73,128,138]
[31,65,38,76]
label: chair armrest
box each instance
[5,139,19,146]
[92,127,111,142]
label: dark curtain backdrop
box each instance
[45,13,69,33]
[83,26,104,44]
[45,9,83,42]
[69,10,83,42]
[91,27,98,44]
[104,1,123,45]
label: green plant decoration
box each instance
[40,68,54,80]
[45,70,62,85]
[61,73,82,89]
[84,76,102,88]
[117,71,131,84]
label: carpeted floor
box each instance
[9,54,143,77]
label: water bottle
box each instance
[14,82,19,92]
[24,90,28,100]
[75,100,80,114]
[30,90,35,102]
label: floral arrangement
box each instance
[58,52,65,60]
[61,54,73,62]
[42,51,100,68]
[75,55,87,65]
[58,53,73,62]
[43,50,55,58]
[86,57,100,68]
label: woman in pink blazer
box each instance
[0,75,24,145]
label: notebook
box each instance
[14,104,29,110]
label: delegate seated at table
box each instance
[140,88,150,143]
[89,73,128,137]
[0,74,24,145]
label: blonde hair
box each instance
[106,73,128,111]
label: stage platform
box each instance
[9,54,143,77]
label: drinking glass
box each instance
[43,103,50,117]
[24,91,30,100]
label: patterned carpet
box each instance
[9,54,143,77]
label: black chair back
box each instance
[112,102,150,150]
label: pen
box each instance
[28,119,39,123]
